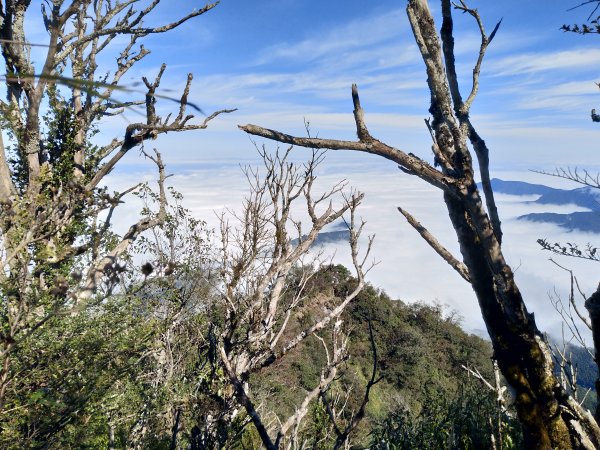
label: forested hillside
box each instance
[255,265,523,449]
[0,255,526,448]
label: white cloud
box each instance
[172,162,598,340]
[538,80,600,97]
[254,9,408,66]
[103,147,599,345]
[487,48,600,76]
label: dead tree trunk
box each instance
[238,1,600,448]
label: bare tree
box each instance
[0,1,233,409]
[213,147,374,449]
[319,319,382,450]
[238,1,600,447]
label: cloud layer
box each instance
[106,159,598,345]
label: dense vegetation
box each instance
[0,228,528,448]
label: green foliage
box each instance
[0,185,221,449]
[370,380,523,450]
[0,193,530,449]
[245,264,520,449]
[1,233,528,449]
[0,294,154,449]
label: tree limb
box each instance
[239,123,454,194]
[398,206,470,282]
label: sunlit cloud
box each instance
[104,158,598,345]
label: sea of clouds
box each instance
[106,155,599,345]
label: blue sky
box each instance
[40,0,600,339]
[98,0,600,174]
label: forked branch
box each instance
[240,86,455,195]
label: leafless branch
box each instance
[277,326,348,447]
[550,259,593,333]
[76,149,168,302]
[462,360,510,416]
[214,148,372,448]
[85,63,236,190]
[451,1,501,114]
[322,320,383,450]
[532,167,600,190]
[397,206,470,282]
[53,2,219,65]
[239,88,454,195]
[440,0,503,244]
[567,0,600,20]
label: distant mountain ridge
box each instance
[297,179,600,242]
[489,179,561,196]
[519,211,600,233]
[489,179,600,211]
[484,179,600,233]
[290,224,350,247]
